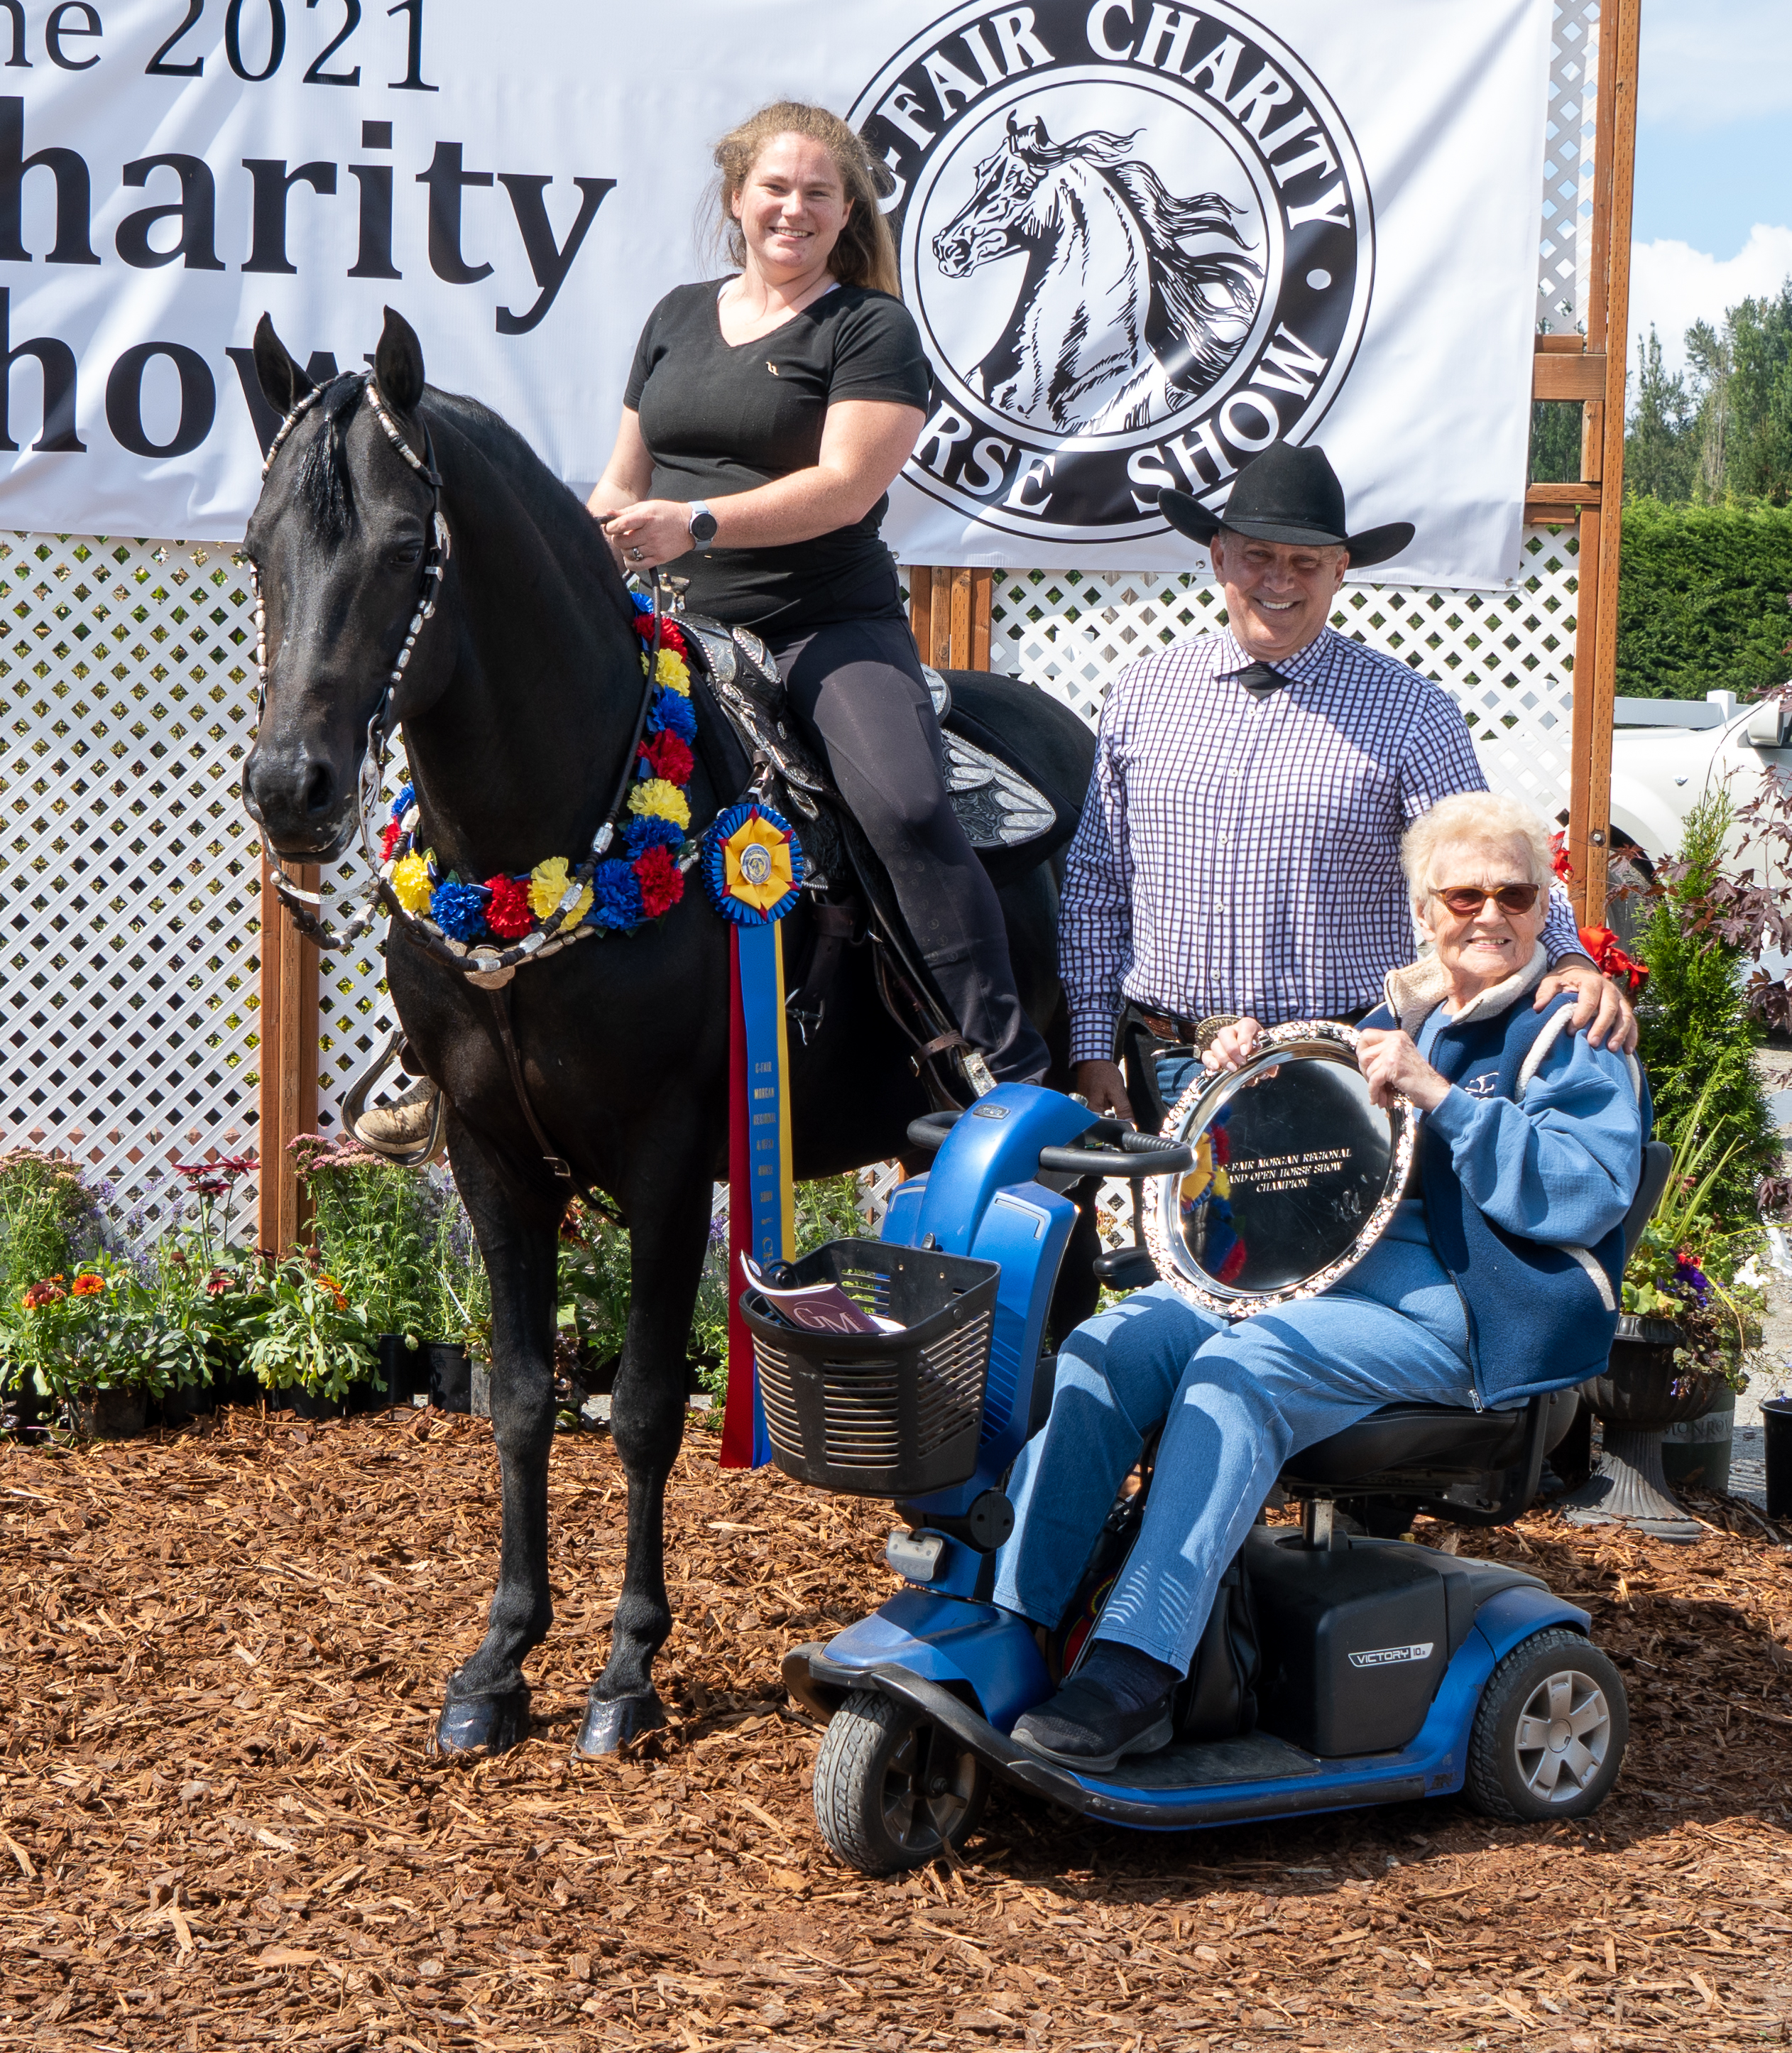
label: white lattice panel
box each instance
[0,535,263,1234]
[987,526,1580,822]
[1540,1,1601,333]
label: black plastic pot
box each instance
[1661,1381,1736,1493]
[426,1343,471,1413]
[158,1380,217,1427]
[378,1333,425,1406]
[71,1387,148,1439]
[1764,1397,1792,1522]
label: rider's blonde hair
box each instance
[710,102,900,298]
[1402,793,1555,917]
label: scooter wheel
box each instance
[1465,1627,1628,1822]
[812,1688,988,1875]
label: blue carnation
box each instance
[623,813,686,859]
[430,877,487,942]
[628,590,655,615]
[645,686,697,743]
[587,859,643,930]
[392,782,415,821]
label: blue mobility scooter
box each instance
[758,1081,1664,1877]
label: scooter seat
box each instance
[1284,1388,1577,1486]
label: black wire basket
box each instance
[738,1238,1000,1496]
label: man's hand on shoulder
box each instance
[1075,1060,1134,1121]
[1537,954,1638,1055]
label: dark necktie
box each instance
[1235,661,1288,700]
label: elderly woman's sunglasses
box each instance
[1433,883,1541,916]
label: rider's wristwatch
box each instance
[687,501,719,552]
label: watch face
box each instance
[689,509,719,545]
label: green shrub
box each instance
[1634,791,1780,1235]
[1617,498,1792,702]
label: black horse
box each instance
[242,308,1095,1755]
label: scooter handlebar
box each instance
[1037,1131,1195,1179]
[905,1109,963,1154]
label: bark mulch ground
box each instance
[2,1409,1788,2053]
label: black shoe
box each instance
[1011,1672,1176,1775]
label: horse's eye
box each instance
[389,541,423,570]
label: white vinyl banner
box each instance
[0,0,1548,584]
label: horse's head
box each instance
[241,307,452,862]
[930,111,1060,278]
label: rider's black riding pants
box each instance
[770,616,1051,1084]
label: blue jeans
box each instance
[990,1280,1482,1672]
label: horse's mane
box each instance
[1102,159,1262,391]
[1009,120,1264,398]
[285,376,628,628]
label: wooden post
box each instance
[256,854,319,1253]
[908,566,993,670]
[1562,0,1641,930]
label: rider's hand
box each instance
[601,499,699,573]
[1356,1027,1450,1111]
[1537,954,1638,1053]
[1202,1018,1264,1074]
[1075,1060,1133,1121]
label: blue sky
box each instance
[1627,0,1792,376]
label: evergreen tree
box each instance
[1624,326,1695,502]
[1634,792,1780,1230]
[1722,284,1792,504]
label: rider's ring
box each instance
[629,547,644,562]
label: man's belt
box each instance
[1125,1001,1375,1050]
[1126,1005,1240,1051]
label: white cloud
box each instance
[1627,224,1792,378]
[1639,0,1792,129]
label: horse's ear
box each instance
[374,307,426,415]
[252,313,315,416]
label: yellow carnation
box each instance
[390,852,432,915]
[655,648,692,695]
[528,856,572,921]
[629,778,691,829]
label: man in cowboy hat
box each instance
[1061,441,1634,1131]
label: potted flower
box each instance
[1563,1091,1759,1542]
[244,1256,379,1412]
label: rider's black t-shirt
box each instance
[623,278,932,633]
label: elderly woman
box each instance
[998,790,1645,1772]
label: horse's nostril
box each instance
[302,761,337,819]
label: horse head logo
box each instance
[929,108,1263,436]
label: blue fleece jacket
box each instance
[1359,951,1644,1405]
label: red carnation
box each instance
[381,819,404,862]
[635,612,688,654]
[639,731,694,785]
[633,844,684,919]
[484,873,535,939]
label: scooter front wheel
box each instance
[812,1688,988,1875]
[1465,1626,1628,1822]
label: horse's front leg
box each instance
[434,1123,562,1755]
[577,1138,711,1755]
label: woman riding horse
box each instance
[997,791,1645,1772]
[594,100,1046,1087]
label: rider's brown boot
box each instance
[354,1079,442,1153]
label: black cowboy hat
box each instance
[1159,442,1414,569]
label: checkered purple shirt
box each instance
[1061,625,1582,1064]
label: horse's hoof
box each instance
[431,1679,532,1755]
[574,1688,666,1758]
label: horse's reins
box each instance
[252,373,675,1221]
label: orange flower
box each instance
[71,1273,105,1297]
[21,1280,65,1309]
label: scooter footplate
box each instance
[1119,1731,1321,1790]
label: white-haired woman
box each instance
[993,790,1646,1773]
